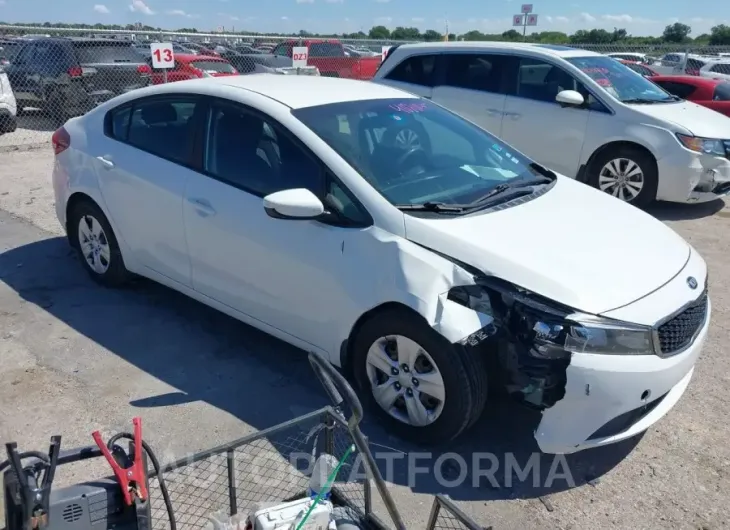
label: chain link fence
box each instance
[1,24,730,150]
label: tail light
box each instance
[52,127,70,155]
[68,66,83,78]
[137,64,152,75]
[687,69,700,76]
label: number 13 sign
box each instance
[150,42,175,68]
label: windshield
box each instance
[292,98,548,207]
[191,60,236,73]
[566,56,675,103]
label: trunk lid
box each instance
[73,41,149,101]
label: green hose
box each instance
[295,445,356,530]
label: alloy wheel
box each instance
[598,158,645,202]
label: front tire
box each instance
[68,200,130,287]
[351,308,487,445]
[587,146,658,208]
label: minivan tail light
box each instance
[68,66,83,77]
[52,127,70,155]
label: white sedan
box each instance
[52,75,709,453]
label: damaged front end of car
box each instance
[445,272,658,428]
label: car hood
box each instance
[403,177,690,315]
[630,99,730,138]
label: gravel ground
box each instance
[0,147,729,529]
[0,111,54,153]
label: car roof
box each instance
[393,41,601,59]
[174,54,224,62]
[205,74,416,108]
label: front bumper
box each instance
[656,148,730,203]
[535,297,709,454]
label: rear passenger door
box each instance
[431,53,511,136]
[375,53,439,99]
[94,94,202,287]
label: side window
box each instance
[442,53,509,94]
[385,54,438,87]
[13,43,35,64]
[515,57,577,103]
[106,105,132,140]
[204,103,323,197]
[272,43,292,57]
[711,64,730,75]
[655,81,696,99]
[686,59,704,71]
[126,98,198,164]
[324,178,370,225]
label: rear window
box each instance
[73,42,141,63]
[191,60,236,73]
[713,82,730,101]
[309,43,344,57]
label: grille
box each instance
[656,290,708,355]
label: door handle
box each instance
[504,111,522,119]
[96,155,114,168]
[486,108,503,116]
[188,197,216,216]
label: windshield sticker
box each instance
[594,78,612,87]
[388,102,427,114]
[391,114,403,121]
[581,67,610,74]
[491,143,503,152]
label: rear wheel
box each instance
[587,146,658,208]
[352,308,487,445]
[68,200,131,287]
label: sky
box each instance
[0,0,728,37]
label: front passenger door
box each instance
[500,57,590,177]
[184,100,376,353]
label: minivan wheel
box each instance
[69,200,130,287]
[587,146,658,208]
[352,308,486,445]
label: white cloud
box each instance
[325,0,344,3]
[129,0,154,15]
[601,14,633,23]
[281,16,289,19]
[375,0,391,3]
[296,0,315,3]
[93,4,110,13]
[579,12,595,22]
[167,9,186,15]
[411,17,425,23]
[0,1,6,6]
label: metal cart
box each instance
[3,353,485,530]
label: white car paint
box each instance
[53,75,709,454]
[0,71,17,134]
[373,42,730,204]
[700,60,730,82]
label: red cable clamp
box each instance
[92,417,149,506]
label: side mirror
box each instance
[263,188,325,220]
[555,90,585,107]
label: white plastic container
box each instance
[308,454,339,499]
[251,497,333,530]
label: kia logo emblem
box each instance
[687,276,698,289]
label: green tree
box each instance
[368,25,390,39]
[501,29,522,41]
[662,22,691,43]
[709,24,730,45]
[422,29,442,41]
[390,26,421,40]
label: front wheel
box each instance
[587,146,658,208]
[352,308,487,445]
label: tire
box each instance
[587,146,658,208]
[68,200,131,287]
[351,307,487,445]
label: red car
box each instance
[619,60,660,78]
[651,75,730,117]
[150,54,237,85]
